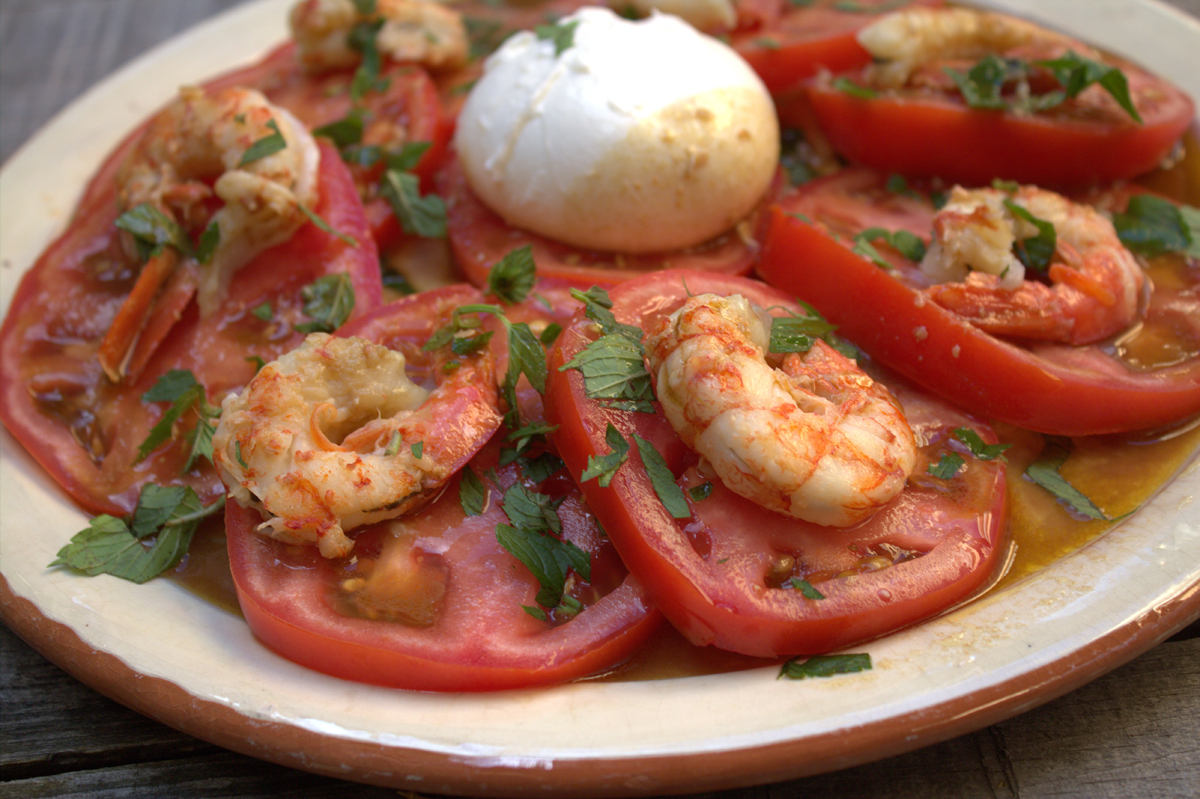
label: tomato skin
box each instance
[732,0,942,95]
[438,155,771,290]
[755,187,1200,435]
[227,438,661,692]
[544,270,1008,657]
[0,140,383,516]
[802,61,1195,187]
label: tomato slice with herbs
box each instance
[731,0,942,95]
[544,270,1008,658]
[757,169,1200,435]
[0,140,383,516]
[437,155,771,290]
[227,288,660,690]
[208,42,451,250]
[801,38,1195,186]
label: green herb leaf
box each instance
[298,204,359,247]
[251,301,273,322]
[411,441,424,460]
[195,221,220,264]
[560,332,655,412]
[313,107,366,149]
[779,652,872,680]
[944,54,1018,110]
[927,452,965,479]
[832,76,877,99]
[238,119,287,166]
[1113,194,1200,258]
[115,203,193,262]
[769,305,839,354]
[535,19,579,56]
[953,427,1011,462]
[459,465,488,516]
[540,322,563,346]
[785,578,825,599]
[688,482,713,502]
[50,486,224,583]
[1003,199,1057,272]
[632,433,689,519]
[495,522,590,609]
[487,245,537,304]
[1024,437,1110,520]
[854,227,927,265]
[1036,51,1142,122]
[581,424,630,487]
[138,370,220,467]
[381,169,447,238]
[517,452,565,484]
[296,273,355,334]
[503,483,564,535]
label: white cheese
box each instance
[454,7,779,253]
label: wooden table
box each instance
[2,1,1199,797]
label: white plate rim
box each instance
[2,1,1199,795]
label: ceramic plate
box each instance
[2,1,1198,796]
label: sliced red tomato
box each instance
[544,270,1007,658]
[0,140,383,516]
[731,0,942,95]
[438,154,772,290]
[801,39,1195,186]
[227,289,660,690]
[208,42,451,250]
[757,169,1200,435]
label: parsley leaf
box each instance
[688,482,713,502]
[853,227,927,265]
[632,433,689,519]
[1024,437,1110,520]
[953,427,1011,462]
[138,370,221,470]
[487,245,537,304]
[580,424,630,487]
[1037,51,1142,123]
[1004,199,1057,272]
[50,485,224,583]
[115,203,193,262]
[779,652,872,680]
[312,107,366,149]
[535,19,579,56]
[380,169,447,238]
[238,119,287,166]
[298,204,359,247]
[785,578,825,599]
[1113,194,1200,259]
[459,465,488,516]
[296,273,356,333]
[832,76,877,99]
[927,452,965,479]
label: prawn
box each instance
[99,85,319,381]
[857,6,1076,89]
[920,185,1145,345]
[289,0,469,72]
[213,332,502,559]
[643,294,917,528]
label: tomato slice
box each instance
[437,155,770,290]
[0,140,383,516]
[801,43,1195,186]
[757,169,1200,435]
[544,270,1008,658]
[227,289,660,690]
[209,42,451,250]
[730,0,942,94]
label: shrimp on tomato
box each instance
[643,293,917,528]
[857,6,1076,89]
[920,185,1145,345]
[289,0,469,72]
[213,331,502,559]
[99,85,319,381]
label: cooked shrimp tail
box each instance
[100,85,320,382]
[290,0,469,72]
[644,293,917,527]
[920,185,1144,345]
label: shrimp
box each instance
[213,332,502,559]
[99,85,319,381]
[643,294,917,528]
[289,0,469,72]
[857,7,1076,89]
[920,185,1145,345]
